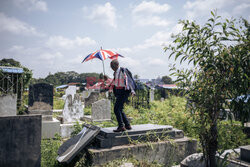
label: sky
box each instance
[0,0,249,79]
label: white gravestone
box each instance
[65,86,76,99]
[63,94,83,123]
[91,99,111,121]
[0,94,17,116]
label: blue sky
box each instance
[0,0,249,79]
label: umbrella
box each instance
[82,47,124,76]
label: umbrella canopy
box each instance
[82,49,123,63]
[82,48,124,77]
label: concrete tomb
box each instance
[0,115,41,167]
[28,83,60,138]
[57,123,197,165]
[95,124,183,148]
[82,99,111,122]
[57,124,100,163]
[89,124,196,166]
[0,94,17,116]
[240,145,250,163]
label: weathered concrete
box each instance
[95,124,183,148]
[0,94,17,116]
[0,115,41,167]
[65,85,76,99]
[63,94,83,123]
[42,118,60,138]
[240,145,250,163]
[88,137,197,166]
[60,123,75,138]
[91,99,111,121]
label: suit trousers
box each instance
[114,88,130,127]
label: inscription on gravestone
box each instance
[28,83,53,111]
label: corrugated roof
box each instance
[0,66,24,74]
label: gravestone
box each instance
[0,94,17,116]
[150,89,154,102]
[57,124,100,163]
[63,93,83,123]
[84,91,99,107]
[65,86,76,99]
[91,99,111,121]
[82,99,111,122]
[28,83,53,111]
[0,115,41,167]
[28,83,60,138]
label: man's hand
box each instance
[131,90,136,97]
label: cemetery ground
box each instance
[34,92,250,167]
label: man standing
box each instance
[110,60,136,132]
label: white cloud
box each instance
[132,1,171,27]
[83,2,117,28]
[39,52,63,61]
[134,15,170,26]
[120,56,140,67]
[183,0,230,20]
[135,31,171,50]
[46,36,97,50]
[132,1,171,14]
[148,58,166,65]
[133,1,170,14]
[233,3,250,14]
[13,0,48,12]
[0,13,45,37]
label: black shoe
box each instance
[113,127,126,132]
[125,125,132,130]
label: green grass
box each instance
[41,95,249,167]
[53,97,64,109]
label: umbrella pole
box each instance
[102,60,105,77]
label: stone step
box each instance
[88,137,197,166]
[98,124,173,138]
[94,124,183,148]
[29,110,52,115]
[95,129,184,148]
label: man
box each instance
[109,60,136,132]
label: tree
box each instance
[165,11,249,166]
[161,75,173,84]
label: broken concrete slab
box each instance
[57,124,100,164]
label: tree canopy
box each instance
[165,11,249,166]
